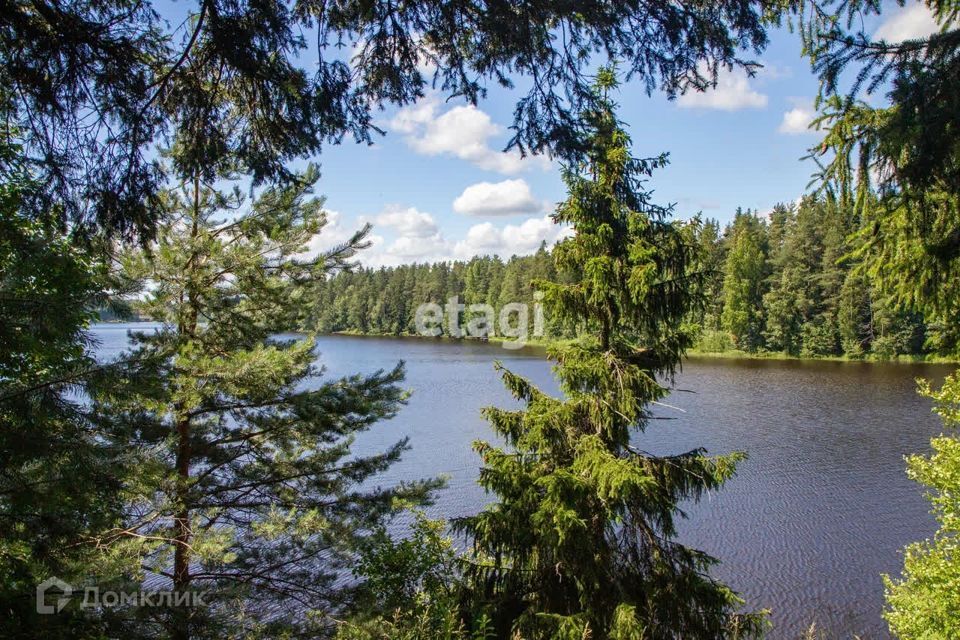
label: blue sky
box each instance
[308,23,822,267]
[151,1,938,266]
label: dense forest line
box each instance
[311,196,949,360]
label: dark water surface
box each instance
[92,324,954,639]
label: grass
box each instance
[688,346,960,365]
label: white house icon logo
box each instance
[36,577,73,614]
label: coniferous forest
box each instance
[2,1,960,639]
[311,197,944,360]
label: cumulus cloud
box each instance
[452,179,543,217]
[365,205,450,265]
[337,206,570,267]
[778,100,817,135]
[382,234,447,260]
[375,205,440,238]
[874,3,940,42]
[678,65,768,111]
[388,96,550,174]
[452,216,572,260]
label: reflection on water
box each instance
[91,324,954,639]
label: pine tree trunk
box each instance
[171,176,202,640]
[172,414,192,640]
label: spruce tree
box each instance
[696,218,728,333]
[0,136,129,638]
[456,70,765,640]
[92,167,438,639]
[796,2,960,355]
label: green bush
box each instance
[801,322,839,358]
[697,329,735,353]
[336,512,492,640]
[883,373,960,638]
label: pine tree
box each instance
[797,2,960,357]
[3,0,774,236]
[455,70,765,640]
[92,167,438,639]
[797,0,959,240]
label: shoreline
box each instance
[92,324,958,365]
[686,348,959,365]
[325,330,960,365]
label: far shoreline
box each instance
[91,323,960,365]
[325,329,960,366]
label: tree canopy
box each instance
[1,0,776,237]
[89,166,439,638]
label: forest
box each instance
[2,0,960,639]
[312,198,945,360]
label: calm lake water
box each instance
[91,324,955,639]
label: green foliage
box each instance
[697,328,736,353]
[0,138,129,638]
[454,71,766,640]
[762,271,805,355]
[884,373,960,639]
[311,245,562,339]
[721,209,769,351]
[794,1,960,357]
[2,0,773,237]
[837,271,871,357]
[847,192,959,357]
[315,192,944,362]
[800,320,839,358]
[697,218,728,331]
[335,512,487,640]
[91,167,439,638]
[795,0,960,217]
[353,513,459,615]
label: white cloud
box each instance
[678,65,768,111]
[375,205,440,238]
[383,234,447,259]
[386,98,437,135]
[874,3,940,42]
[758,61,792,80]
[452,179,543,217]
[452,216,572,260]
[778,100,817,135]
[340,206,570,267]
[360,205,452,267]
[388,96,550,174]
[303,209,437,267]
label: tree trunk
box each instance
[171,175,202,640]
[172,414,192,640]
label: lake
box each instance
[91,324,954,639]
